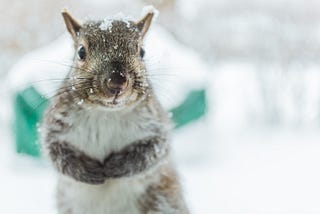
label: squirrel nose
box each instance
[106,71,128,94]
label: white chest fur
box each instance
[63,108,152,161]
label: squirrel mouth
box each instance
[112,91,120,105]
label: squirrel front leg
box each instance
[103,136,169,178]
[48,142,106,184]
[47,136,169,182]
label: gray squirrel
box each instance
[40,7,189,214]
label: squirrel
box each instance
[40,7,189,214]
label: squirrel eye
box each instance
[140,48,145,58]
[77,45,86,61]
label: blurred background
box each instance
[1,0,320,213]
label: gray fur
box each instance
[40,9,188,214]
[48,141,106,184]
[103,135,169,178]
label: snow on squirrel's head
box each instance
[61,7,157,110]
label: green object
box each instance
[14,87,48,156]
[170,89,207,128]
[13,87,206,157]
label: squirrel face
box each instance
[61,9,155,110]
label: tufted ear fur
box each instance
[61,9,82,39]
[136,10,155,39]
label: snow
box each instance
[99,18,113,31]
[141,5,159,20]
[0,132,56,214]
[7,35,74,96]
[99,13,133,32]
[77,99,84,105]
[3,2,320,214]
[172,122,320,214]
[99,5,160,33]
[144,26,208,109]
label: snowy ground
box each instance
[1,119,320,214]
[174,123,320,214]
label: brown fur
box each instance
[139,164,189,213]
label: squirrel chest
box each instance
[63,108,154,161]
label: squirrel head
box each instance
[61,8,156,110]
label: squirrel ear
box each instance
[136,10,155,39]
[61,9,82,38]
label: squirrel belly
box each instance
[60,104,160,162]
[56,161,183,214]
[57,174,147,214]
